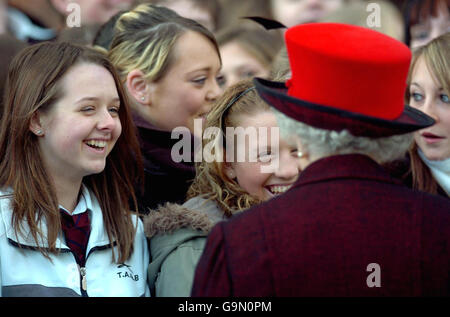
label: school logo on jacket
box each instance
[117,263,139,281]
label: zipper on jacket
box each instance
[7,238,89,295]
[79,266,87,291]
[78,264,88,297]
[8,238,117,296]
[76,242,114,297]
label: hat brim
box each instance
[254,78,435,138]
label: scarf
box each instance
[418,149,450,196]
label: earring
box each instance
[36,129,43,136]
[227,171,235,179]
[141,96,145,101]
[297,151,304,158]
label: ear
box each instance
[29,112,44,137]
[49,0,71,15]
[295,138,311,170]
[126,69,152,105]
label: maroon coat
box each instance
[191,154,450,296]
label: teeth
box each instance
[86,140,107,148]
[268,185,291,194]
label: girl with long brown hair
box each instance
[0,41,149,296]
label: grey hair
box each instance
[272,108,413,164]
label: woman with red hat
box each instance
[191,23,450,296]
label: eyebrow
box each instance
[186,67,212,75]
[411,82,444,90]
[75,97,120,104]
[186,63,222,75]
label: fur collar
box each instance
[144,202,216,238]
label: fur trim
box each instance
[144,203,215,238]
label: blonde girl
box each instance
[144,79,302,296]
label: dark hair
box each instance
[0,34,28,120]
[402,0,450,46]
[92,10,127,50]
[216,24,283,70]
[0,42,143,262]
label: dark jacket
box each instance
[133,114,196,214]
[192,154,450,296]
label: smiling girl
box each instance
[144,79,302,296]
[108,4,223,212]
[0,42,149,296]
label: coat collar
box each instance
[144,197,223,239]
[0,184,111,251]
[132,112,196,176]
[293,154,402,190]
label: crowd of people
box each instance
[0,0,449,297]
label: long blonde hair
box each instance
[187,80,271,217]
[406,32,450,194]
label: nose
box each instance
[421,97,439,122]
[274,153,300,180]
[206,78,223,103]
[97,108,118,131]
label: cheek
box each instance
[107,121,122,153]
[177,90,205,131]
[113,119,122,140]
[442,114,450,134]
[413,132,422,145]
[234,163,268,194]
[183,90,205,115]
[47,119,87,150]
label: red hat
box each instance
[254,23,434,137]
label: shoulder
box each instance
[183,196,225,223]
[129,214,149,260]
[0,188,13,200]
[418,190,450,213]
[383,155,411,180]
[131,213,146,236]
[0,188,14,236]
[209,202,268,256]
